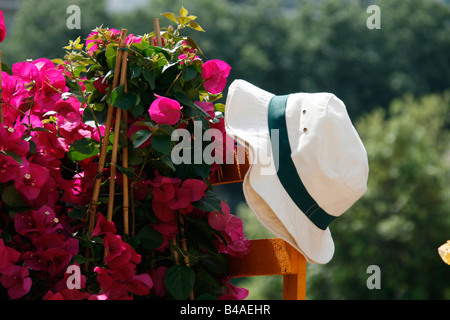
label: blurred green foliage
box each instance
[306,93,450,299]
[2,0,111,63]
[2,0,449,299]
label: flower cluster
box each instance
[0,8,250,300]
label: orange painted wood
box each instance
[227,238,307,300]
[212,145,250,185]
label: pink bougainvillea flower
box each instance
[32,122,66,161]
[1,72,27,121]
[0,239,20,274]
[86,28,121,53]
[21,251,46,271]
[126,273,153,296]
[0,265,32,299]
[181,179,207,202]
[0,153,21,184]
[209,117,235,167]
[208,200,232,232]
[61,160,98,206]
[209,202,251,258]
[148,94,182,125]
[54,96,82,132]
[153,36,165,47]
[42,247,72,277]
[86,31,101,53]
[104,234,141,269]
[0,10,6,43]
[219,277,249,300]
[43,290,65,300]
[93,76,109,94]
[133,178,153,201]
[14,205,61,239]
[14,159,49,201]
[195,101,215,118]
[152,200,176,223]
[12,61,39,83]
[178,53,200,65]
[167,188,192,210]
[125,34,142,45]
[0,121,29,157]
[92,213,117,237]
[153,219,178,240]
[150,266,168,298]
[152,175,181,203]
[151,174,206,213]
[201,59,231,94]
[93,267,133,300]
[31,58,68,114]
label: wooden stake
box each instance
[179,214,194,300]
[87,29,128,234]
[153,18,162,46]
[85,29,127,272]
[122,52,130,236]
[106,44,129,223]
[123,108,129,236]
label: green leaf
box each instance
[68,138,99,161]
[105,43,118,69]
[129,64,141,79]
[116,165,136,179]
[179,6,189,17]
[160,155,176,172]
[1,62,12,75]
[132,129,152,148]
[82,104,109,127]
[136,225,164,250]
[72,255,89,264]
[128,148,145,166]
[151,134,173,155]
[192,190,222,213]
[214,103,226,113]
[68,207,86,221]
[110,85,139,110]
[164,265,195,300]
[32,127,54,133]
[185,36,205,57]
[182,65,198,82]
[178,16,194,25]
[161,12,177,23]
[185,218,217,254]
[175,162,211,179]
[188,21,205,32]
[200,252,228,274]
[142,69,156,90]
[173,91,211,119]
[2,185,26,208]
[0,150,23,165]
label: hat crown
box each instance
[287,93,369,216]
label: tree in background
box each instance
[2,0,110,64]
[286,0,450,117]
[4,0,450,117]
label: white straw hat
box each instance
[225,79,369,264]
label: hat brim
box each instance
[225,79,334,264]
